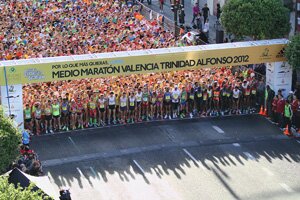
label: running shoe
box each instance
[113,120,117,125]
[168,115,172,120]
[66,127,69,131]
[164,114,168,119]
[50,130,54,134]
[46,130,48,134]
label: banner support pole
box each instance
[3,66,11,116]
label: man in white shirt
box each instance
[171,85,181,118]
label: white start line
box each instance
[212,126,225,134]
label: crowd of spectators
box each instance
[266,86,300,136]
[0,0,184,61]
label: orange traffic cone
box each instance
[283,125,290,136]
[262,108,267,116]
[259,106,263,115]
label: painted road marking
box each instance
[133,160,146,175]
[243,152,255,160]
[232,143,241,147]
[68,136,81,153]
[212,126,225,134]
[183,148,198,163]
[261,167,274,176]
[183,148,207,171]
[89,167,98,178]
[280,183,294,193]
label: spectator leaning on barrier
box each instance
[283,100,293,134]
[291,95,299,130]
[276,94,285,128]
[266,85,275,117]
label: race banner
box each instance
[0,43,287,85]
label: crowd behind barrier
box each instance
[23,66,266,135]
[0,0,191,61]
[266,85,300,136]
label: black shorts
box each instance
[233,98,239,103]
[109,105,115,110]
[120,106,127,111]
[164,101,171,106]
[45,115,52,121]
[129,106,135,111]
[172,102,179,109]
[61,112,69,117]
[137,101,141,107]
[100,108,105,113]
[53,115,60,119]
[25,118,32,123]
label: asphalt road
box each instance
[31,115,300,200]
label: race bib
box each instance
[100,104,105,108]
[130,102,134,106]
[121,102,126,107]
[165,96,170,100]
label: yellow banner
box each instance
[0,44,286,85]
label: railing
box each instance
[134,1,178,35]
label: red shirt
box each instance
[276,99,285,114]
[272,99,278,111]
[291,100,299,113]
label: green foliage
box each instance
[221,0,290,40]
[285,34,300,69]
[0,176,52,200]
[0,113,21,173]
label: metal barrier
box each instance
[134,1,178,35]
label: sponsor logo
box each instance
[260,48,272,60]
[8,85,16,93]
[9,67,16,73]
[24,68,45,81]
[276,48,285,58]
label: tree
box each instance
[0,176,52,200]
[0,112,21,173]
[285,34,300,69]
[221,0,290,40]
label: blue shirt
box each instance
[22,130,30,145]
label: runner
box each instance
[128,92,136,123]
[52,99,61,132]
[180,86,188,118]
[70,100,77,130]
[164,87,172,119]
[135,88,143,122]
[213,87,221,116]
[77,98,84,129]
[98,94,107,126]
[61,98,70,131]
[150,91,157,119]
[108,91,117,125]
[156,89,164,119]
[33,103,42,135]
[24,103,32,131]
[44,100,53,134]
[142,87,150,121]
[119,92,128,124]
[89,96,98,127]
[188,87,195,118]
[171,85,181,118]
[232,86,241,114]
